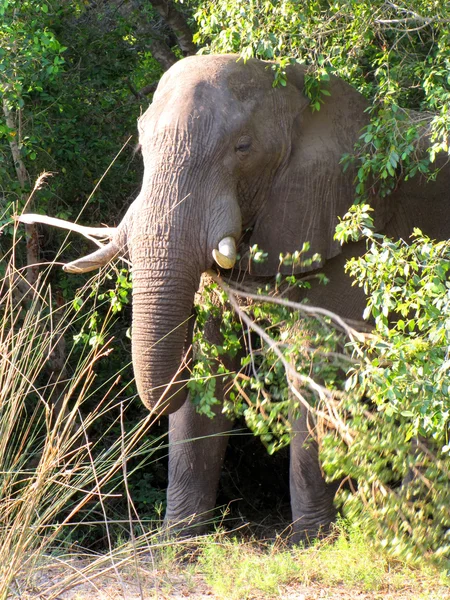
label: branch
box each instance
[375,7,450,28]
[217,277,369,346]
[209,273,355,444]
[146,37,178,71]
[2,99,29,188]
[3,98,39,286]
[127,79,158,99]
[138,82,158,96]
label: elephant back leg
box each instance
[289,401,339,543]
[283,289,345,543]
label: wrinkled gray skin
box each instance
[67,55,450,542]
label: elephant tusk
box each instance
[63,241,120,273]
[212,236,237,269]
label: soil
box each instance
[20,556,450,600]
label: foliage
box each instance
[1,0,449,570]
[191,214,450,560]
[320,207,450,563]
[0,0,67,235]
[67,264,169,524]
[0,220,166,597]
[0,2,167,527]
[189,249,349,455]
[0,0,66,100]
[72,268,132,347]
[0,0,161,263]
[189,0,450,564]
[193,0,450,195]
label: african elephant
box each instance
[60,54,450,542]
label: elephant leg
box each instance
[289,404,339,543]
[165,297,236,535]
[165,395,233,534]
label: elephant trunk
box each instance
[127,155,241,414]
[131,237,200,415]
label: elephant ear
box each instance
[248,69,391,276]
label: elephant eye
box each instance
[235,136,252,153]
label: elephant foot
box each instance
[290,519,336,546]
[290,504,338,546]
[163,506,222,538]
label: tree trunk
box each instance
[147,37,178,71]
[2,98,38,286]
[148,0,197,55]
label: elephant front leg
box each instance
[165,397,232,535]
[165,279,240,535]
[289,405,339,544]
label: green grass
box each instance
[197,523,450,600]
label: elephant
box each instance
[58,54,450,542]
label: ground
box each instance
[19,550,450,600]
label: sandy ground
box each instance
[17,556,450,600]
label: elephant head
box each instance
[65,55,386,415]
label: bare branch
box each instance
[216,276,369,346]
[138,82,158,97]
[375,2,450,29]
[127,79,158,99]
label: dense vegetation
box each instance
[0,0,449,582]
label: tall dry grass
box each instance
[0,205,167,598]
